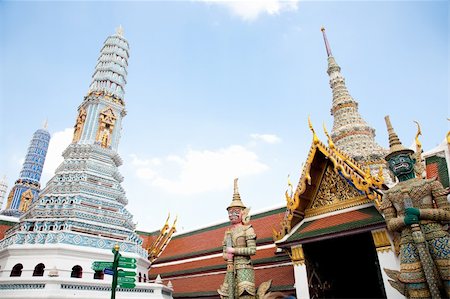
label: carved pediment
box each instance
[306,164,369,217]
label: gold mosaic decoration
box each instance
[309,165,363,209]
[274,119,385,241]
[19,189,33,212]
[95,107,116,148]
[371,229,392,253]
[72,107,87,143]
[290,245,305,265]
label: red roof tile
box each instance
[426,163,439,180]
[151,246,279,276]
[158,264,294,295]
[157,210,285,261]
[299,210,370,233]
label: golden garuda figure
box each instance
[381,116,450,299]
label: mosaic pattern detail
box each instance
[0,29,148,258]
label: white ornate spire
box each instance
[87,28,130,102]
[321,28,392,184]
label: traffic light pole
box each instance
[111,244,120,299]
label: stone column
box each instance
[291,244,310,299]
[371,229,404,299]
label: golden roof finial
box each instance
[447,118,450,145]
[413,120,422,148]
[172,215,178,228]
[287,174,294,198]
[116,25,124,37]
[323,122,334,149]
[308,116,319,144]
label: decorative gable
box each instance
[274,122,385,241]
[306,164,367,217]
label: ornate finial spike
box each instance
[114,243,120,251]
[308,116,319,144]
[233,178,239,195]
[116,25,124,37]
[447,118,450,145]
[287,174,293,190]
[43,118,48,130]
[323,122,334,149]
[321,26,333,57]
[413,121,422,148]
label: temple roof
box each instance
[274,129,385,241]
[154,207,285,263]
[279,206,385,247]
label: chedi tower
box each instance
[321,28,392,185]
[2,123,50,217]
[0,28,171,298]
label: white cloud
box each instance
[129,145,269,195]
[250,133,281,144]
[42,128,73,184]
[201,0,299,21]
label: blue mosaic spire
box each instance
[3,122,50,215]
[0,28,149,262]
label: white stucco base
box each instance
[293,263,310,299]
[0,244,173,298]
[376,249,404,299]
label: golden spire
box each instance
[384,115,414,160]
[43,118,48,130]
[323,122,334,149]
[308,116,319,144]
[227,178,246,210]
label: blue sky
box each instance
[0,1,448,232]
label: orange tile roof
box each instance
[138,233,159,250]
[151,246,279,276]
[158,264,294,295]
[300,210,370,233]
[156,209,285,262]
[426,163,439,180]
[282,206,385,245]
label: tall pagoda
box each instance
[0,28,171,298]
[321,28,392,185]
[2,123,50,217]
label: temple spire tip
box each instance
[321,26,333,57]
[116,25,124,37]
